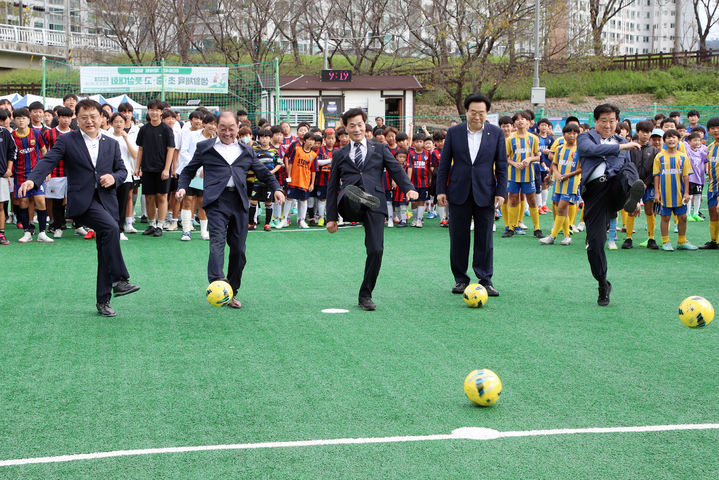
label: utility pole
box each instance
[530,0,545,112]
[65,0,71,62]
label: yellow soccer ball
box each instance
[206,280,233,307]
[464,369,502,406]
[678,296,714,328]
[463,283,488,308]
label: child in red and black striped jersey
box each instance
[43,106,74,235]
[392,149,411,227]
[315,128,337,227]
[408,134,433,228]
[432,130,447,225]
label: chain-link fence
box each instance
[41,59,280,124]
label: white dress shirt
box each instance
[587,135,617,182]
[81,130,100,168]
[350,138,368,165]
[214,138,241,187]
[467,125,483,163]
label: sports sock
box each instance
[662,235,670,244]
[249,205,257,225]
[141,195,147,216]
[646,214,656,239]
[529,207,540,230]
[17,207,29,230]
[298,200,308,223]
[710,220,719,242]
[580,207,584,223]
[552,202,557,220]
[265,206,272,224]
[318,200,326,220]
[181,209,192,233]
[200,219,208,235]
[282,201,292,222]
[535,193,543,208]
[692,195,702,216]
[625,216,635,239]
[37,209,47,232]
[272,202,281,220]
[550,215,564,237]
[400,205,407,220]
[386,201,393,218]
[501,203,509,229]
[417,205,426,220]
[508,204,520,228]
[562,216,570,236]
[608,218,617,242]
[125,217,133,226]
[621,210,628,230]
[438,205,446,220]
[678,235,687,245]
[542,189,549,207]
[569,204,578,225]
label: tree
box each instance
[692,0,719,54]
[587,0,637,55]
[90,0,154,63]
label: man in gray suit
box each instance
[177,112,285,309]
[326,108,418,311]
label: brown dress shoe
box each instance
[228,297,242,309]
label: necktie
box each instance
[354,142,363,170]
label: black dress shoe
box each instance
[483,284,500,297]
[623,180,645,213]
[647,238,659,250]
[621,238,633,249]
[501,229,514,238]
[113,280,140,297]
[533,229,543,238]
[142,225,155,235]
[344,184,381,210]
[451,282,469,294]
[597,281,612,306]
[96,301,116,317]
[358,296,376,311]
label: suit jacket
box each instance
[326,140,415,222]
[178,137,281,210]
[27,130,126,220]
[436,122,507,207]
[576,130,631,188]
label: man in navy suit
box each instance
[18,99,139,317]
[326,108,418,311]
[577,104,644,306]
[177,112,285,309]
[436,93,507,297]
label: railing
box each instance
[0,23,121,52]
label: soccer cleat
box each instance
[514,227,526,235]
[152,227,163,237]
[0,233,8,245]
[248,223,256,230]
[166,221,178,231]
[492,223,496,232]
[18,231,33,243]
[597,281,612,306]
[201,231,210,241]
[53,228,63,239]
[695,214,705,222]
[607,241,618,250]
[344,184,381,210]
[662,242,674,251]
[698,241,718,250]
[539,235,555,245]
[415,219,423,228]
[75,226,88,236]
[393,216,400,223]
[180,231,192,241]
[142,225,156,235]
[299,220,310,229]
[140,215,148,223]
[124,224,138,234]
[318,218,325,227]
[560,236,573,246]
[502,228,514,238]
[84,229,95,239]
[387,219,394,228]
[623,179,645,213]
[276,219,288,229]
[533,229,543,238]
[411,218,418,227]
[264,224,271,231]
[518,221,528,229]
[427,212,437,219]
[621,238,633,249]
[309,218,318,226]
[687,215,696,222]
[576,222,585,232]
[397,220,407,228]
[441,220,449,228]
[119,232,128,241]
[677,242,698,250]
[647,238,659,250]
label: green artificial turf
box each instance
[1,211,718,479]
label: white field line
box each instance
[2,423,719,468]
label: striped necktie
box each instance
[354,142,364,170]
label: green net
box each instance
[42,59,280,124]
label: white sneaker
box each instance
[470,220,474,231]
[415,219,423,228]
[18,231,33,243]
[492,223,496,232]
[167,220,178,231]
[119,232,128,241]
[53,228,63,239]
[560,236,572,246]
[608,241,618,250]
[299,220,309,229]
[124,224,138,234]
[276,220,288,229]
[577,222,585,232]
[180,231,192,241]
[75,227,88,236]
[37,231,54,243]
[388,219,394,228]
[201,231,210,241]
[411,218,417,227]
[539,235,555,245]
[518,222,528,230]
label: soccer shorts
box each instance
[316,185,329,201]
[0,177,10,202]
[688,182,703,195]
[507,180,535,195]
[14,180,45,198]
[707,192,718,208]
[384,190,393,202]
[660,205,687,216]
[186,187,203,197]
[392,200,408,207]
[414,187,430,201]
[533,164,542,193]
[288,187,309,200]
[142,172,171,195]
[642,187,655,203]
[552,192,579,204]
[169,176,179,192]
[250,184,271,203]
[45,177,67,200]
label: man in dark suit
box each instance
[436,93,507,297]
[177,112,284,309]
[326,108,418,311]
[18,99,139,317]
[577,103,643,306]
